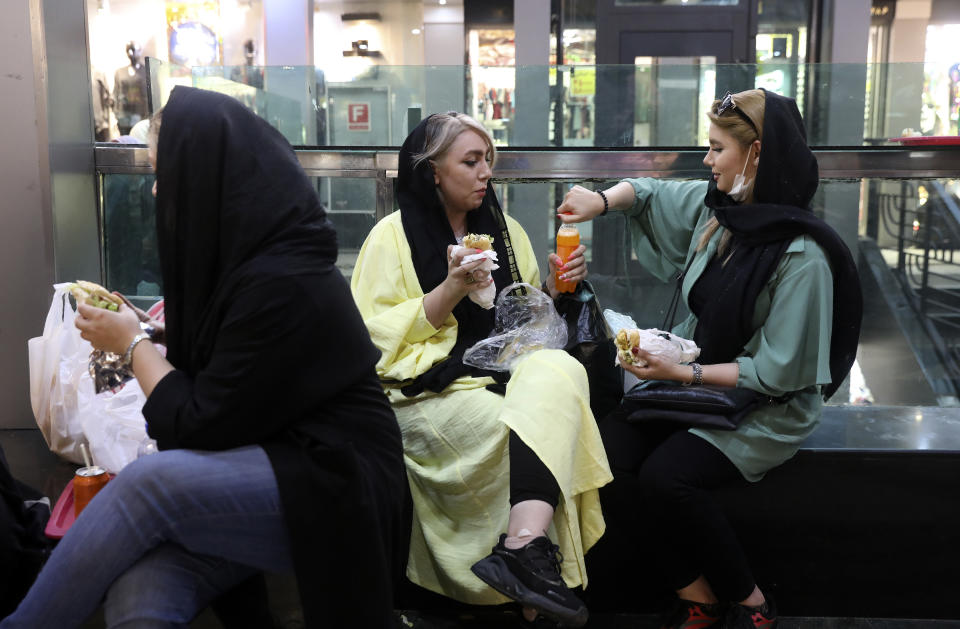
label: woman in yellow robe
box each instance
[350,112,611,627]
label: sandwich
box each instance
[463,233,494,251]
[67,280,123,312]
[615,328,642,365]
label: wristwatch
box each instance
[139,320,158,339]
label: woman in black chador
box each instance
[2,86,406,629]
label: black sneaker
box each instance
[724,595,778,629]
[659,598,725,629]
[470,534,589,628]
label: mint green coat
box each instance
[622,178,835,481]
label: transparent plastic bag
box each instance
[463,282,568,372]
[603,307,700,367]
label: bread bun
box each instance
[67,281,123,311]
[463,233,494,250]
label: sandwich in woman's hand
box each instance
[615,328,643,365]
[67,280,123,312]
[614,327,701,367]
[463,233,494,251]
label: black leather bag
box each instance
[621,381,764,430]
[554,280,624,421]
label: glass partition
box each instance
[94,60,960,412]
[122,61,959,149]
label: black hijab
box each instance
[397,114,520,396]
[155,86,338,373]
[693,89,862,400]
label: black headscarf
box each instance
[155,86,338,373]
[397,114,520,396]
[693,89,862,400]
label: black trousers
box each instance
[509,431,560,509]
[599,411,755,602]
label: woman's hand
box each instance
[545,244,588,299]
[75,303,142,356]
[556,185,606,224]
[115,292,166,344]
[423,245,494,329]
[443,245,494,298]
[621,349,692,383]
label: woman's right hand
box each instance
[556,185,606,224]
[443,245,493,299]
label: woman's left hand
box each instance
[545,244,588,297]
[621,349,690,383]
[75,303,143,356]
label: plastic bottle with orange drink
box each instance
[555,224,580,293]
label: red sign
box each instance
[347,103,371,131]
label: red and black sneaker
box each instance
[659,598,725,629]
[725,595,778,629]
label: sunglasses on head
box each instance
[716,92,759,135]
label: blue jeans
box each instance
[1,446,293,629]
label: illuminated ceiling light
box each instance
[411,28,422,35]
[439,0,447,4]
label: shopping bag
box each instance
[27,284,150,472]
[27,284,90,465]
[78,377,148,474]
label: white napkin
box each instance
[451,244,500,309]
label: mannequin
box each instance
[91,70,114,141]
[230,39,264,90]
[113,41,149,136]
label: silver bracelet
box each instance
[123,333,150,367]
[691,362,703,385]
[683,362,703,386]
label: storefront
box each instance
[87,0,264,140]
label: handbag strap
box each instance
[661,255,697,331]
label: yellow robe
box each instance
[350,211,612,604]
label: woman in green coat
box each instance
[557,89,862,629]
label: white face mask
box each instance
[728,151,755,202]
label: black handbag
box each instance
[554,280,624,421]
[617,260,787,430]
[621,381,763,430]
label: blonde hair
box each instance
[412,111,497,172]
[697,89,766,255]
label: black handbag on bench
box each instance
[621,381,764,430]
[619,258,788,431]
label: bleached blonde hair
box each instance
[697,89,766,255]
[412,111,497,171]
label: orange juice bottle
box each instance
[555,225,580,293]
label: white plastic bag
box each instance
[614,327,700,367]
[463,282,568,372]
[28,283,148,472]
[603,308,700,367]
[78,377,148,473]
[28,284,90,465]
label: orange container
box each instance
[555,225,580,293]
[73,465,110,517]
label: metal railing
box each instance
[95,144,960,222]
[881,180,960,386]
